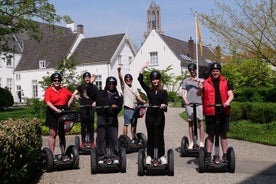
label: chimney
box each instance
[77,25,84,34]
[188,37,195,59]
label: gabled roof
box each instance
[15,22,77,71]
[160,34,214,66]
[72,34,125,65]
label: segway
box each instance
[75,105,95,155]
[180,103,202,157]
[198,104,235,173]
[90,106,126,174]
[137,105,174,176]
[42,110,79,172]
[118,102,147,153]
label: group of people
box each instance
[44,60,233,164]
[182,62,234,161]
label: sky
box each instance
[48,0,234,48]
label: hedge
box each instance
[0,118,42,184]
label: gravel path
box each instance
[38,107,276,184]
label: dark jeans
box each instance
[80,107,95,142]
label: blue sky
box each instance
[48,0,232,48]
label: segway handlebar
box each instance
[186,103,202,107]
[206,104,223,107]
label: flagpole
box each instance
[195,12,199,78]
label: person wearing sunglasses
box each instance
[117,67,145,143]
[72,72,97,148]
[89,76,123,164]
[44,72,74,158]
[181,63,204,149]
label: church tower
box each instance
[144,1,164,39]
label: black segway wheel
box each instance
[75,136,80,152]
[180,136,189,156]
[227,147,236,173]
[118,134,131,152]
[198,147,205,173]
[41,147,54,172]
[66,145,79,169]
[204,137,208,153]
[120,146,127,173]
[136,132,147,148]
[90,147,98,174]
[137,149,145,176]
[167,149,174,176]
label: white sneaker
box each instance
[160,156,167,165]
[145,156,152,165]
[188,141,194,149]
[113,159,119,164]
[199,142,204,147]
[98,160,104,164]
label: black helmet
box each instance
[210,62,221,71]
[83,72,91,79]
[51,72,62,82]
[150,70,161,80]
[106,76,117,86]
[188,63,197,70]
[124,74,133,81]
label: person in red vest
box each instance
[198,62,234,162]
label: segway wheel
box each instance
[137,149,145,176]
[198,147,205,173]
[227,147,236,173]
[167,149,174,176]
[75,136,80,152]
[120,146,127,173]
[41,147,54,172]
[118,134,131,153]
[90,147,98,174]
[136,132,147,148]
[180,136,188,156]
[204,137,208,153]
[66,145,79,169]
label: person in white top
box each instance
[118,67,145,143]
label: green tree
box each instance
[0,87,14,109]
[0,0,71,53]
[222,58,276,89]
[198,0,276,66]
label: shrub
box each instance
[235,87,276,102]
[0,118,42,184]
[0,87,14,109]
[27,98,47,122]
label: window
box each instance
[32,80,38,98]
[6,55,13,68]
[150,52,158,66]
[118,55,122,65]
[128,56,132,64]
[39,60,47,69]
[16,74,21,80]
[95,75,102,90]
[6,78,12,91]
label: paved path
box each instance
[38,107,276,184]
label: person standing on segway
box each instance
[117,67,146,143]
[198,62,234,162]
[44,72,74,160]
[90,76,123,164]
[72,72,97,148]
[182,63,204,149]
[138,62,168,165]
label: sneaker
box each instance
[222,154,228,162]
[145,156,152,165]
[62,155,70,162]
[188,141,194,149]
[160,156,167,165]
[90,142,96,148]
[113,159,119,164]
[80,142,86,148]
[98,160,104,164]
[199,142,204,147]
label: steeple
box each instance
[144,1,163,39]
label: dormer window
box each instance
[118,55,122,65]
[39,60,47,69]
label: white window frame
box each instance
[149,51,158,66]
[95,75,102,90]
[39,60,47,69]
[6,78,12,91]
[118,55,122,65]
[16,74,21,80]
[32,80,38,98]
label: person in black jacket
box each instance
[138,62,168,165]
[89,76,123,164]
[72,72,97,148]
